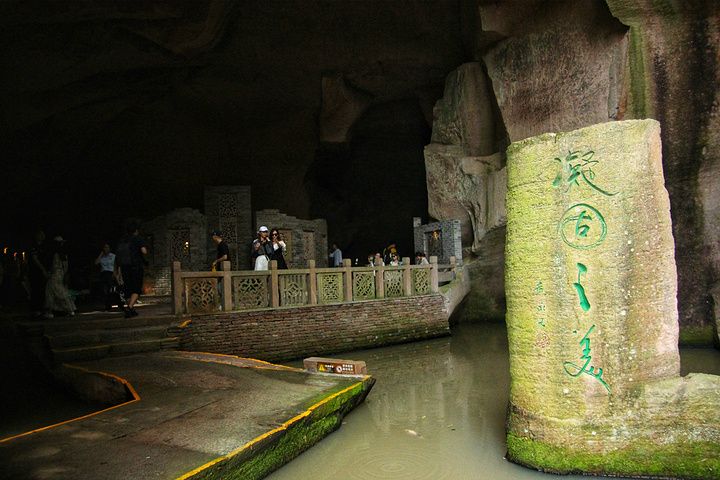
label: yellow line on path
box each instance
[173,351,303,372]
[175,377,370,480]
[0,364,140,444]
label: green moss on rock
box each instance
[191,379,372,480]
[507,433,720,479]
[679,325,715,346]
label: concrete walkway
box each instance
[0,351,372,480]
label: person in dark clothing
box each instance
[117,222,147,318]
[269,229,288,269]
[211,230,231,270]
[28,230,49,315]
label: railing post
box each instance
[429,256,439,293]
[270,260,280,308]
[308,259,318,305]
[402,257,412,296]
[343,258,353,301]
[222,260,232,311]
[375,263,385,299]
[172,261,183,314]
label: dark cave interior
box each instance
[0,0,481,263]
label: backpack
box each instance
[116,237,133,267]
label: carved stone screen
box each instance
[426,230,443,259]
[204,186,252,269]
[414,219,462,265]
[303,231,315,262]
[217,193,239,218]
[279,229,293,259]
[169,228,191,264]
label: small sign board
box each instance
[303,357,367,375]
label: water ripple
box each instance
[344,447,461,479]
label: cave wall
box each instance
[2,0,718,333]
[427,0,718,334]
[0,0,468,256]
[604,0,720,334]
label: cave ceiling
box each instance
[0,0,483,247]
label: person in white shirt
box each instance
[415,251,430,265]
[373,252,385,267]
[252,226,273,270]
[95,243,116,311]
[329,243,342,267]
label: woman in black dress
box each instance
[270,229,288,269]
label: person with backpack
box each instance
[116,221,147,318]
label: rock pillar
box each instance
[505,119,720,479]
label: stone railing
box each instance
[171,256,452,315]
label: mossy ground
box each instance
[507,433,720,480]
[190,380,371,480]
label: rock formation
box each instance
[604,0,720,340]
[423,62,507,322]
[504,119,720,479]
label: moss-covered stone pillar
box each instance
[505,120,720,479]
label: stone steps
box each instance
[46,324,172,349]
[40,315,177,334]
[19,314,184,364]
[52,337,181,363]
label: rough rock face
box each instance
[466,0,720,336]
[453,226,506,324]
[319,74,372,143]
[423,62,507,322]
[712,283,720,347]
[504,120,720,479]
[430,63,496,156]
[424,145,505,247]
[482,0,627,146]
[604,0,720,334]
[424,62,506,249]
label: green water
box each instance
[269,323,720,480]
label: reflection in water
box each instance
[268,323,720,480]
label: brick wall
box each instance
[181,295,449,362]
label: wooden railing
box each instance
[171,256,457,315]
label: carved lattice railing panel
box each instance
[232,275,269,310]
[185,278,219,313]
[384,270,404,298]
[317,272,343,304]
[280,274,308,307]
[353,271,376,300]
[413,269,431,295]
